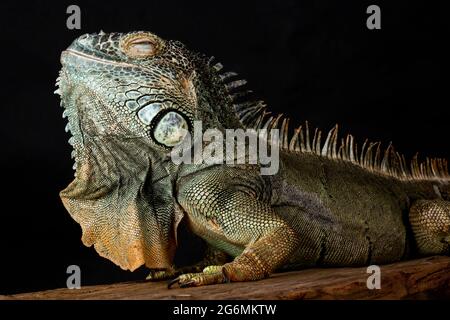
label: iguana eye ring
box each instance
[121,33,162,58]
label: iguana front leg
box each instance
[169,226,298,287]
[170,168,300,288]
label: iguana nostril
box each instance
[76,34,92,48]
[78,33,89,41]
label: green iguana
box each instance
[56,31,450,288]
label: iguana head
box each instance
[57,31,242,271]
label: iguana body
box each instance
[56,31,450,287]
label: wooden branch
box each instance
[3,256,450,300]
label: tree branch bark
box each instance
[3,256,450,300]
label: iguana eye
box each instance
[128,40,155,56]
[153,112,189,147]
[122,34,161,58]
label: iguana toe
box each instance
[168,271,227,288]
[146,269,177,281]
[202,265,223,274]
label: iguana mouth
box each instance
[61,49,136,69]
[61,49,158,75]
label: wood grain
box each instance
[2,256,449,300]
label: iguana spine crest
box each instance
[209,58,449,182]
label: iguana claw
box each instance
[167,265,228,288]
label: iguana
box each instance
[56,31,450,288]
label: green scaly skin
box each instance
[56,31,450,288]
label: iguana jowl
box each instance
[56,31,450,288]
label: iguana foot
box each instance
[146,265,204,281]
[149,248,230,283]
[168,265,228,288]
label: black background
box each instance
[0,0,448,294]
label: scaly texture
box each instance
[56,31,450,287]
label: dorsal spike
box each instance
[235,101,265,117]
[219,71,238,81]
[234,101,254,112]
[315,130,322,154]
[401,154,408,177]
[411,153,419,178]
[364,143,376,169]
[281,118,290,149]
[230,90,253,101]
[389,146,400,176]
[299,127,306,152]
[360,139,368,165]
[345,135,351,162]
[254,111,269,129]
[207,56,215,65]
[332,125,339,159]
[348,135,356,163]
[212,62,223,71]
[436,159,442,177]
[432,158,441,177]
[225,79,247,91]
[261,116,274,130]
[438,159,445,177]
[239,106,265,125]
[269,114,283,130]
[354,141,359,164]
[338,138,346,160]
[289,125,302,152]
[312,128,319,153]
[268,114,283,142]
[246,108,266,129]
[374,143,382,170]
[442,159,449,176]
[426,157,432,177]
[305,121,312,152]
[431,158,438,177]
[381,142,393,173]
[396,152,406,177]
[321,126,336,157]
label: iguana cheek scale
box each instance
[56,31,450,288]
